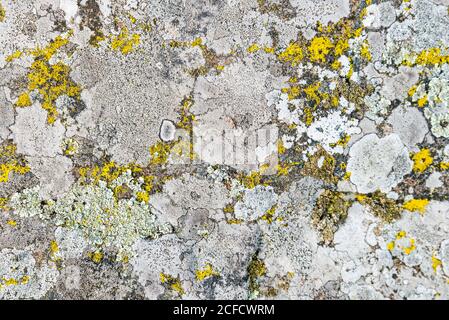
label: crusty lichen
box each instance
[0,142,30,183]
[0,2,5,22]
[356,191,402,222]
[14,33,82,124]
[412,148,433,173]
[312,190,352,245]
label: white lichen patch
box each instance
[307,111,361,154]
[347,134,413,194]
[234,185,278,222]
[0,248,58,299]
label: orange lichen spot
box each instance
[308,37,333,63]
[412,148,433,173]
[403,198,429,214]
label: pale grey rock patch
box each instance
[425,172,443,190]
[26,155,74,199]
[10,103,65,158]
[234,185,278,221]
[440,239,449,277]
[387,106,429,150]
[347,134,413,194]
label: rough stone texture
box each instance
[1,0,449,301]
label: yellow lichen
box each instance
[417,95,428,107]
[387,241,395,251]
[440,162,449,170]
[88,251,104,264]
[0,2,5,22]
[0,143,30,183]
[6,219,17,227]
[195,263,219,281]
[403,198,429,214]
[432,255,442,273]
[110,27,141,55]
[15,92,32,107]
[149,142,172,165]
[239,171,264,189]
[6,50,22,62]
[308,36,333,63]
[412,148,433,173]
[136,191,150,203]
[408,85,417,97]
[0,197,8,209]
[160,273,185,296]
[278,42,303,66]
[360,40,372,61]
[50,240,59,254]
[2,278,18,286]
[247,43,261,53]
[403,238,416,255]
[62,138,79,156]
[391,231,416,255]
[13,33,82,124]
[260,205,277,224]
[20,275,30,285]
[415,48,449,66]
